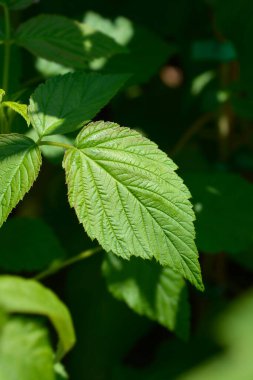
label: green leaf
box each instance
[0,276,76,359]
[0,89,5,103]
[0,0,35,10]
[29,72,129,136]
[54,363,69,380]
[36,58,73,78]
[2,101,30,125]
[0,317,55,380]
[183,172,253,254]
[15,15,125,69]
[84,11,134,47]
[104,25,177,84]
[84,13,176,84]
[179,291,253,380]
[63,121,203,290]
[0,134,42,228]
[0,217,65,272]
[102,254,190,339]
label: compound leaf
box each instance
[63,121,203,290]
[0,276,76,359]
[103,254,190,339]
[15,15,125,69]
[0,134,41,228]
[0,317,55,380]
[29,72,128,136]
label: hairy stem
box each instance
[34,247,102,281]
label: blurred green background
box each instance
[1,0,253,379]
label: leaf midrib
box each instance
[77,148,198,280]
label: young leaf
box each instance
[0,134,42,227]
[29,72,129,136]
[63,121,203,290]
[0,276,76,359]
[102,254,190,339]
[0,317,55,380]
[0,217,65,272]
[2,101,30,125]
[15,15,126,69]
[0,0,35,10]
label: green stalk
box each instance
[34,247,102,281]
[1,3,11,93]
[38,140,74,150]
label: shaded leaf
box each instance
[84,13,176,84]
[63,121,203,290]
[0,134,41,228]
[15,15,125,69]
[0,276,76,359]
[184,172,253,254]
[179,290,253,380]
[29,72,128,136]
[0,0,35,10]
[102,253,190,339]
[0,217,65,272]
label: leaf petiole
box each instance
[34,247,102,281]
[38,140,73,150]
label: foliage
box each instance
[0,0,253,379]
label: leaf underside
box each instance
[0,134,41,228]
[103,254,190,339]
[63,121,203,290]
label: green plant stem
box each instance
[34,247,102,281]
[1,3,11,93]
[38,140,73,150]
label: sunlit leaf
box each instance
[29,72,129,136]
[0,317,55,380]
[2,101,30,125]
[0,276,76,359]
[63,121,203,290]
[0,89,5,103]
[0,134,41,228]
